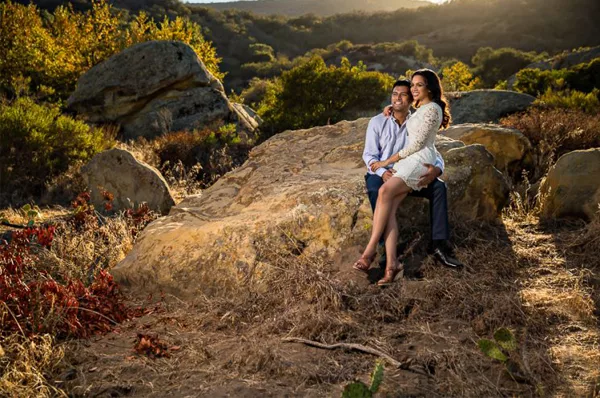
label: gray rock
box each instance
[67,41,257,140]
[540,148,600,220]
[435,134,465,155]
[81,148,175,215]
[442,123,532,177]
[446,90,535,124]
[442,144,510,220]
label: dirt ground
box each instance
[52,212,600,397]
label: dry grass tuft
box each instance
[0,334,66,398]
[500,107,600,183]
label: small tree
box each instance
[440,61,482,92]
[258,56,393,136]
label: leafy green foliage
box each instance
[536,88,600,113]
[0,97,112,205]
[493,327,518,352]
[369,361,384,394]
[257,56,393,135]
[342,381,372,398]
[513,58,600,96]
[342,361,384,398]
[512,58,600,113]
[471,47,545,87]
[440,61,482,91]
[478,338,508,362]
[0,1,222,101]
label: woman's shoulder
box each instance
[416,102,442,117]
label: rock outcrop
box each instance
[67,41,257,140]
[540,148,600,220]
[446,90,535,124]
[81,148,175,215]
[112,118,509,297]
[442,124,532,176]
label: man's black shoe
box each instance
[432,246,464,269]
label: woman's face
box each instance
[411,75,431,102]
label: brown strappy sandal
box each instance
[377,262,404,287]
[353,253,376,273]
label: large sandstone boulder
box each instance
[446,90,535,124]
[442,124,532,176]
[112,118,509,297]
[81,148,175,215]
[67,41,256,140]
[540,148,600,220]
[442,145,510,220]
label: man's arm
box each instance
[362,118,386,177]
[433,147,444,175]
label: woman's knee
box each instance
[380,183,394,199]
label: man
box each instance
[362,79,463,269]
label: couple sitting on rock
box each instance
[354,68,463,286]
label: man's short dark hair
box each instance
[392,79,413,100]
[393,79,411,89]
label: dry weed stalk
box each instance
[0,334,66,398]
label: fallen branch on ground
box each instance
[282,337,431,377]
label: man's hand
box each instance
[370,160,388,172]
[383,105,393,117]
[382,170,393,182]
[418,164,442,187]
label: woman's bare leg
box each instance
[383,194,405,268]
[362,177,412,260]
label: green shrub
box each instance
[536,88,600,113]
[257,56,393,136]
[0,97,112,205]
[440,61,482,92]
[471,47,546,87]
[513,58,600,97]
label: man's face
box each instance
[391,85,411,112]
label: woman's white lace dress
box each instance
[392,102,442,191]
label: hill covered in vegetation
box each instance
[196,0,430,17]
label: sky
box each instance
[188,0,446,3]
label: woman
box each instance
[354,69,451,286]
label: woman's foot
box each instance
[353,252,376,273]
[377,262,404,286]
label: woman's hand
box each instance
[370,160,389,172]
[383,105,393,117]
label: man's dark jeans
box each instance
[365,173,449,241]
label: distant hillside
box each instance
[189,0,600,90]
[196,0,431,16]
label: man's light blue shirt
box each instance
[362,113,444,177]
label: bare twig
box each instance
[73,307,119,325]
[282,337,430,376]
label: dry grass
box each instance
[500,107,600,183]
[0,334,66,398]
[3,179,600,396]
[31,206,597,397]
[0,204,159,397]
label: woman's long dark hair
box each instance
[412,69,451,129]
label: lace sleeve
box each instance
[398,104,441,159]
